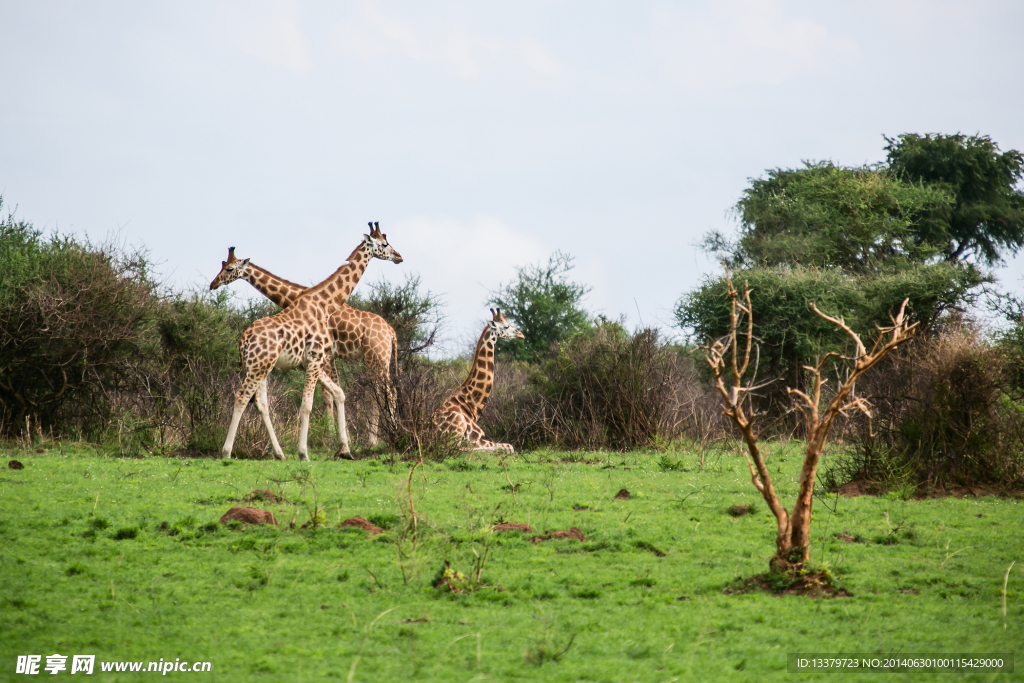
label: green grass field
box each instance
[1,444,1020,682]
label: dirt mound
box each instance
[8,459,24,470]
[493,523,534,533]
[341,517,383,535]
[220,506,277,525]
[531,527,586,543]
[725,572,851,598]
[614,488,630,500]
[244,489,279,504]
[838,480,876,497]
[728,504,753,517]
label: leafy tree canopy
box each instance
[676,263,987,405]
[885,133,1024,265]
[706,162,953,273]
[488,251,591,362]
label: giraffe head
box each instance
[363,222,403,264]
[209,247,252,290]
[488,308,525,341]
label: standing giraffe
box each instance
[209,246,399,447]
[220,224,402,461]
[433,308,523,452]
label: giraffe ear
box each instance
[241,258,250,267]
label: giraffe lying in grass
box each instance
[210,245,398,448]
[219,224,402,461]
[433,309,523,452]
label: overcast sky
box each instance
[2,1,1022,352]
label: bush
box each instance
[348,274,442,361]
[839,323,1024,490]
[0,203,159,438]
[481,320,701,450]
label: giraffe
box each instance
[209,246,399,447]
[433,308,523,452]
[220,224,402,461]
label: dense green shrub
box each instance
[0,201,159,437]
[481,320,700,450]
[677,263,985,417]
[835,324,1024,490]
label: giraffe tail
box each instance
[391,330,400,378]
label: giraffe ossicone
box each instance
[433,308,523,453]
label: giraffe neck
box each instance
[243,263,308,308]
[456,326,497,421]
[302,242,373,308]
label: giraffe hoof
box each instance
[335,450,355,461]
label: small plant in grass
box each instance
[524,615,576,665]
[112,527,137,540]
[702,273,916,575]
[366,513,399,531]
[66,564,86,576]
[658,455,686,471]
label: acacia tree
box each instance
[886,133,1024,265]
[488,251,590,362]
[703,274,916,573]
[681,160,985,411]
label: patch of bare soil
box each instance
[834,532,859,543]
[8,459,24,470]
[341,517,383,535]
[725,572,851,598]
[838,479,877,497]
[614,488,630,500]
[531,527,586,543]
[727,504,753,517]
[836,479,1024,500]
[219,506,277,525]
[244,489,279,504]
[899,588,920,595]
[922,485,1024,499]
[493,523,534,533]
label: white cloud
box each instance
[332,4,566,86]
[366,215,550,350]
[224,3,312,74]
[652,0,859,89]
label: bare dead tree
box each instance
[703,273,917,572]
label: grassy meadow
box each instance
[0,444,1020,682]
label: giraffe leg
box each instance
[322,360,339,437]
[296,365,321,462]
[364,355,390,447]
[366,394,380,447]
[254,378,286,460]
[465,418,514,453]
[221,372,266,459]
[317,370,350,457]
